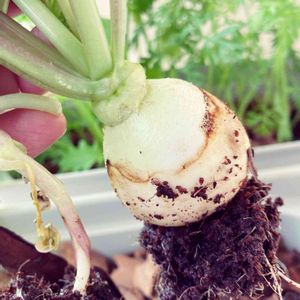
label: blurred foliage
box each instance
[37,0,300,173]
[36,99,104,173]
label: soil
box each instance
[0,227,121,300]
[0,267,121,300]
[140,177,283,299]
[0,227,68,283]
[1,230,300,299]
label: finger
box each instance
[7,2,20,17]
[0,109,66,157]
[16,77,45,95]
[0,66,20,95]
[0,65,45,96]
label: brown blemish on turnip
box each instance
[200,89,220,137]
[106,159,151,183]
[176,90,222,174]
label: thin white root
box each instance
[278,271,300,290]
[73,240,91,293]
[263,255,283,300]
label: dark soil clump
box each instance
[0,267,121,300]
[140,178,283,299]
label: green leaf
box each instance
[59,140,103,172]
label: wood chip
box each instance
[0,227,67,283]
[133,255,159,299]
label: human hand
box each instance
[0,3,66,157]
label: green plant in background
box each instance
[37,99,104,172]
[32,0,300,172]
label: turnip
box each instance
[0,0,299,298]
[104,83,250,226]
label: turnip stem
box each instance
[69,0,112,80]
[0,94,62,116]
[0,0,9,13]
[12,0,89,77]
[110,0,127,71]
[57,0,80,38]
[0,12,79,77]
[0,29,97,100]
[0,28,116,102]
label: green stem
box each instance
[57,0,79,38]
[0,12,79,76]
[0,94,62,115]
[272,29,291,141]
[237,84,257,121]
[0,27,119,103]
[0,29,97,100]
[0,0,9,13]
[13,0,89,76]
[0,31,86,99]
[110,0,127,71]
[69,0,112,80]
[0,16,117,102]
